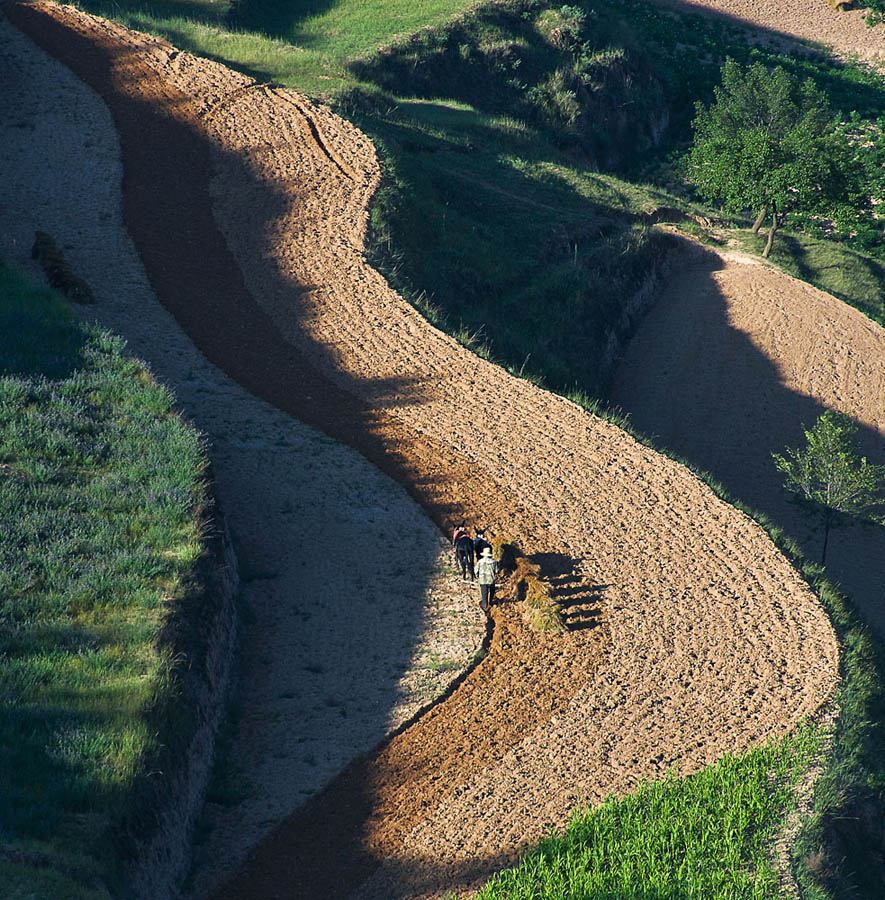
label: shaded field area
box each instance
[611,245,885,636]
[0,14,487,896]
[2,5,844,898]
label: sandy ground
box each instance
[612,242,885,636]
[655,0,885,67]
[4,4,844,899]
[0,17,485,896]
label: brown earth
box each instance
[5,4,840,899]
[612,243,885,636]
[652,0,885,67]
[0,15,488,896]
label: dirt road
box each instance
[5,4,840,898]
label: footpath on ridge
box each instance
[6,4,840,898]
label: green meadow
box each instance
[0,264,210,896]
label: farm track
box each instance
[5,3,841,898]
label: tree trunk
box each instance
[821,510,831,565]
[762,204,779,258]
[751,205,768,234]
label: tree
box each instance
[773,410,885,564]
[689,59,853,258]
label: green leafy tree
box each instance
[690,59,855,258]
[773,410,885,564]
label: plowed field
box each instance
[653,0,884,67]
[612,244,885,636]
[4,4,842,899]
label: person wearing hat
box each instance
[474,546,498,612]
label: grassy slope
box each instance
[348,0,885,393]
[39,0,885,896]
[0,264,209,896]
[70,0,884,390]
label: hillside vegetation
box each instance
[0,264,211,896]
[72,0,884,396]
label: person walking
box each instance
[474,546,497,612]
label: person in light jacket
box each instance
[474,546,497,612]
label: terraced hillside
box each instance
[612,244,885,635]
[0,3,848,898]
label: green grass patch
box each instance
[475,732,820,900]
[70,0,480,94]
[0,263,209,893]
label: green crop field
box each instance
[477,734,821,900]
[0,264,210,896]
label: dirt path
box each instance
[654,0,885,67]
[5,4,840,899]
[612,242,885,637]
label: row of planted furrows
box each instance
[652,0,884,67]
[7,4,840,899]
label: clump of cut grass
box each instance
[521,569,566,634]
[492,532,519,570]
[0,264,211,895]
[493,542,566,634]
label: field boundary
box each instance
[125,483,240,899]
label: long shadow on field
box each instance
[0,11,475,895]
[4,5,609,899]
[610,244,885,636]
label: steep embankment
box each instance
[612,244,885,635]
[5,4,840,899]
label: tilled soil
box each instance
[612,244,885,636]
[6,4,841,899]
[0,14,486,897]
[653,0,885,67]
